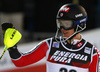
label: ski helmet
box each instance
[56,3,87,31]
[55,3,87,40]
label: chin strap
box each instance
[68,32,78,44]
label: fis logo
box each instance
[52,42,59,48]
[60,6,70,13]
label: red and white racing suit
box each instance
[8,37,100,72]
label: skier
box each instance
[2,3,100,72]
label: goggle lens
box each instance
[57,19,74,30]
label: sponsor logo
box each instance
[49,50,88,63]
[84,47,91,54]
[76,17,87,24]
[75,13,83,18]
[80,18,86,23]
[52,42,59,48]
[60,7,70,13]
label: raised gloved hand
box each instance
[4,28,22,50]
[1,23,15,35]
[0,23,22,61]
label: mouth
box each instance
[61,29,70,37]
[63,32,69,37]
[63,32,68,34]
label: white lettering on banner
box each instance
[50,50,88,63]
[75,13,83,18]
[80,18,86,23]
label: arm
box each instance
[94,46,100,72]
[1,23,49,67]
[89,47,99,72]
[8,41,49,67]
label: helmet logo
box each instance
[60,13,63,17]
[80,18,87,23]
[75,13,83,18]
[60,7,70,13]
[76,17,87,24]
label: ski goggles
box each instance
[57,19,75,30]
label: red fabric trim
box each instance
[89,54,98,72]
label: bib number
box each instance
[60,68,77,72]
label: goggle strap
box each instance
[76,16,87,25]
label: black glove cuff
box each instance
[8,45,21,59]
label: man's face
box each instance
[59,20,74,37]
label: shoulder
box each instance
[83,38,100,54]
[82,38,93,48]
[39,37,55,46]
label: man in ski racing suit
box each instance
[6,3,100,72]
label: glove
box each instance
[1,23,15,35]
[0,23,22,61]
[1,23,22,50]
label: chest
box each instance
[46,41,92,68]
